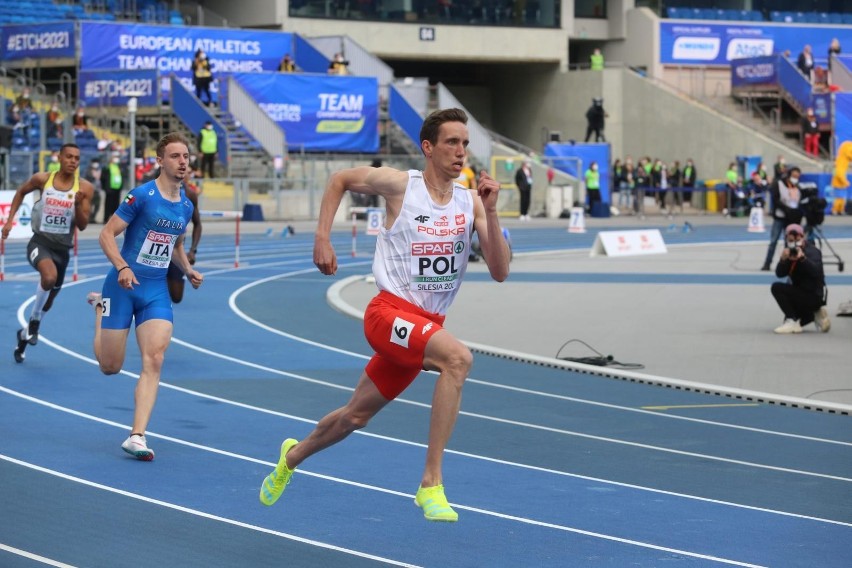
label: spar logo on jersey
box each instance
[412,241,454,256]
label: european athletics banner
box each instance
[660,22,852,66]
[233,72,379,153]
[0,22,75,61]
[78,69,159,107]
[79,22,292,100]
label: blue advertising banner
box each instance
[0,22,76,60]
[835,93,852,154]
[78,69,159,107]
[730,55,777,88]
[233,72,378,153]
[660,22,852,66]
[80,22,292,99]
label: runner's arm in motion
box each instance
[313,166,407,275]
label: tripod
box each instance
[808,224,845,272]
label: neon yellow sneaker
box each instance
[414,484,458,522]
[259,438,298,506]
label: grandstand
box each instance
[1,0,850,220]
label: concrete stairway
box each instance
[212,108,270,178]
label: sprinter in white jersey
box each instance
[259,108,511,522]
[87,133,203,461]
[2,143,94,363]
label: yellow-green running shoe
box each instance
[259,438,298,506]
[414,484,458,522]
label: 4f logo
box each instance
[414,215,430,223]
[390,317,414,348]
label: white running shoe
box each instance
[122,434,155,461]
[774,319,802,334]
[87,292,102,306]
[813,307,831,333]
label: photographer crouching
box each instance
[770,223,831,334]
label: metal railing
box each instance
[225,76,286,163]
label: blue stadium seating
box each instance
[0,0,175,24]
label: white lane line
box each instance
[43,310,846,485]
[230,271,852,447]
[0,418,769,567]
[0,455,420,568]
[2,385,851,530]
[0,544,79,568]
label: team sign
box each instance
[234,72,379,153]
[80,22,291,99]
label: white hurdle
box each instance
[200,210,243,268]
[349,207,385,257]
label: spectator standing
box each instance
[797,45,814,82]
[772,155,786,185]
[584,98,607,142]
[590,48,604,70]
[47,104,63,138]
[47,151,61,173]
[828,38,841,84]
[584,160,601,211]
[192,49,214,106]
[328,52,350,75]
[802,108,820,157]
[278,54,296,72]
[72,106,88,133]
[633,157,651,217]
[515,159,533,220]
[198,121,218,178]
[14,87,33,115]
[620,160,635,213]
[612,158,625,210]
[669,160,683,214]
[682,158,696,202]
[722,162,738,215]
[101,153,126,222]
[761,167,803,271]
[84,159,104,223]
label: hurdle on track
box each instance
[200,210,243,268]
[349,207,385,257]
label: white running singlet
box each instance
[372,170,474,315]
[31,171,80,249]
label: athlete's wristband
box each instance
[118,266,130,274]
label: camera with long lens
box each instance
[797,181,826,227]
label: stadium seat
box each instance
[666,7,680,19]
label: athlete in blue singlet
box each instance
[88,133,203,461]
[1,143,94,363]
